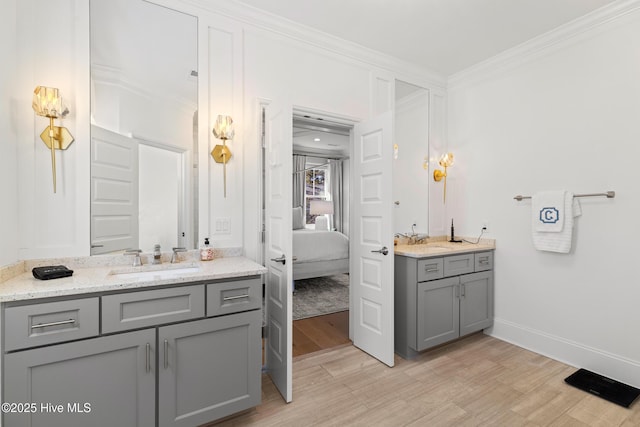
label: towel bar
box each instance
[513,191,615,201]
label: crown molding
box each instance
[448,0,640,90]
[178,0,446,89]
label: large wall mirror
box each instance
[89,0,198,255]
[393,80,430,237]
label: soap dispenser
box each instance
[200,238,214,261]
[152,244,162,264]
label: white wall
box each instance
[4,0,445,263]
[0,0,19,266]
[447,7,640,386]
[226,14,444,260]
[13,0,90,260]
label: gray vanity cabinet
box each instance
[2,276,263,427]
[459,271,493,336]
[416,276,460,350]
[4,329,156,427]
[395,251,494,358]
[158,310,262,427]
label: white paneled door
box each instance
[351,111,395,367]
[90,125,139,255]
[265,101,293,402]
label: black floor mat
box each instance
[564,368,640,408]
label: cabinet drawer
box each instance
[102,285,205,333]
[417,258,444,282]
[443,254,474,277]
[4,298,99,351]
[475,251,493,272]
[207,278,261,317]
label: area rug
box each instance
[293,274,349,320]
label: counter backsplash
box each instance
[394,234,495,247]
[0,248,244,284]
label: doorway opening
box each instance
[290,111,353,357]
[262,102,399,402]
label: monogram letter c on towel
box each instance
[539,207,560,224]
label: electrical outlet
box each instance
[482,221,489,232]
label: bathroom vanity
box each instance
[394,242,495,359]
[0,256,266,427]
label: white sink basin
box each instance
[108,264,201,280]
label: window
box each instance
[304,165,330,226]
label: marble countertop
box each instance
[0,256,267,303]
[394,239,495,258]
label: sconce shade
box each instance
[310,200,334,215]
[212,115,234,140]
[32,86,69,119]
[439,152,454,168]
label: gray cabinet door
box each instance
[417,277,460,351]
[459,271,494,336]
[4,329,155,427]
[158,310,262,427]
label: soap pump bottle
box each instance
[153,244,162,264]
[200,238,214,261]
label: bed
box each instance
[292,229,349,280]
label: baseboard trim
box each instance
[487,318,640,389]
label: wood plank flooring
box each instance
[293,310,350,357]
[215,333,640,426]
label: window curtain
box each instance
[292,155,306,208]
[330,159,344,233]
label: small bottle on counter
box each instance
[200,238,214,261]
[153,244,162,264]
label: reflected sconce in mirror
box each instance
[32,86,74,193]
[211,115,235,198]
[433,152,454,203]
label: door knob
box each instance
[270,254,286,265]
[371,246,389,256]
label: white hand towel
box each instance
[532,192,581,253]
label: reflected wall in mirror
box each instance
[90,0,198,255]
[393,80,430,237]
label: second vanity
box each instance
[394,241,495,359]
[0,255,266,427]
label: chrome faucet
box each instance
[125,249,143,267]
[395,224,429,245]
[171,247,187,263]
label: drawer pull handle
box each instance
[223,294,250,301]
[479,259,489,265]
[31,318,76,329]
[425,268,439,272]
[146,343,151,373]
[164,339,169,369]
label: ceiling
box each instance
[293,115,351,157]
[235,0,618,76]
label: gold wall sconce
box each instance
[32,86,74,193]
[433,152,454,203]
[211,115,235,198]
